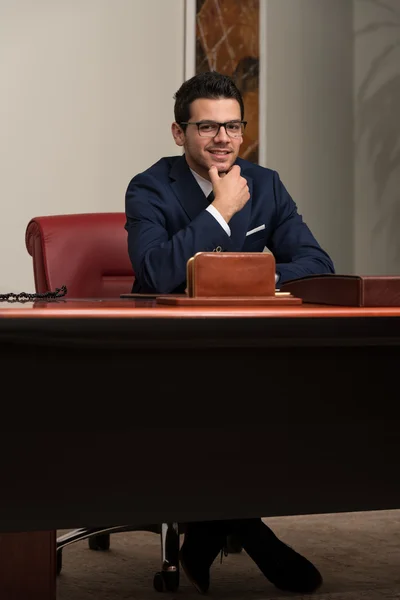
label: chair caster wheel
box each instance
[153,570,179,592]
[56,549,62,575]
[88,534,110,551]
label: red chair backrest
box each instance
[25,213,134,298]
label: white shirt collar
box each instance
[190,168,213,198]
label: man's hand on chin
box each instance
[208,165,250,223]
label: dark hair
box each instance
[174,71,245,125]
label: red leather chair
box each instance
[25,213,134,297]
[25,212,182,592]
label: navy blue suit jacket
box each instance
[125,155,334,294]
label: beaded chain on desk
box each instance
[0,285,67,302]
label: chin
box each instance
[216,161,234,173]
[210,156,234,169]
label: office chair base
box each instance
[56,525,159,576]
[56,523,180,585]
[153,569,180,593]
[153,522,180,592]
[88,533,110,551]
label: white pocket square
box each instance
[246,224,265,237]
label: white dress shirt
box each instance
[190,169,231,236]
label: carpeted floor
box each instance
[57,510,400,600]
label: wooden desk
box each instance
[1,298,400,599]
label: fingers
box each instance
[209,164,241,182]
[208,166,219,185]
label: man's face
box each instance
[171,98,243,180]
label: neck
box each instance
[184,156,210,181]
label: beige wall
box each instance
[264,0,354,275]
[354,0,400,275]
[264,0,400,277]
[0,0,184,292]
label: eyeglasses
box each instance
[179,120,247,138]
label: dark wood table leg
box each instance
[0,530,56,600]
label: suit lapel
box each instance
[169,155,210,220]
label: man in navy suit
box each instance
[125,73,334,295]
[125,72,329,594]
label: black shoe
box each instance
[179,521,227,594]
[232,518,323,594]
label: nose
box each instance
[214,124,230,143]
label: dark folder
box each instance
[280,274,400,306]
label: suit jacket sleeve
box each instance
[268,171,335,283]
[125,175,232,294]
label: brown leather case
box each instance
[186,252,276,297]
[156,252,302,306]
[280,274,400,306]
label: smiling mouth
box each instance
[208,149,232,157]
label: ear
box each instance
[171,122,185,147]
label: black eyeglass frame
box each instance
[179,120,247,138]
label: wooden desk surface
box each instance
[1,297,400,319]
